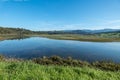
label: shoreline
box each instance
[1,55,120,71]
[38,34,120,42]
[0,60,120,80]
[1,34,120,42]
[0,55,120,79]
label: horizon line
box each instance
[0,26,120,31]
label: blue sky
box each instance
[0,0,120,31]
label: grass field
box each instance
[0,55,119,80]
[38,34,120,42]
[0,61,120,80]
[1,34,120,42]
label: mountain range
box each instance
[0,27,120,34]
[61,29,120,34]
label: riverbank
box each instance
[38,34,120,42]
[0,34,30,41]
[0,34,15,40]
[0,56,120,80]
[1,34,120,42]
[0,61,120,80]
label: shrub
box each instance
[33,56,90,67]
[33,56,120,71]
[92,61,120,71]
[0,55,4,61]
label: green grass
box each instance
[38,34,120,42]
[1,33,120,42]
[0,61,120,80]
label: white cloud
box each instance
[86,26,120,30]
[31,20,120,31]
[105,20,120,25]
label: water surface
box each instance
[0,37,120,63]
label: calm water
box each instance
[0,37,120,63]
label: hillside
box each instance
[0,26,120,35]
[0,27,33,34]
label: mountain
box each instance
[89,29,120,34]
[0,26,120,35]
[62,29,120,34]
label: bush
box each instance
[0,55,4,61]
[33,56,120,71]
[33,56,90,67]
[92,61,120,71]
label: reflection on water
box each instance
[0,37,120,63]
[0,36,30,42]
[8,36,30,40]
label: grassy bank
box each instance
[0,61,120,80]
[0,34,17,40]
[37,34,120,42]
[0,56,120,80]
[1,34,120,42]
[0,34,30,41]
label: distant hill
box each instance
[87,29,120,34]
[0,27,32,34]
[0,26,120,35]
[61,29,120,34]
